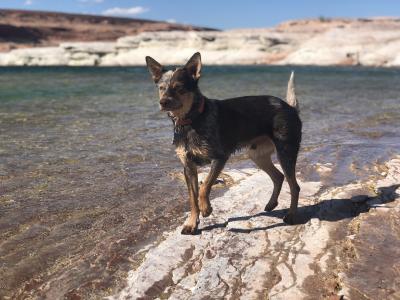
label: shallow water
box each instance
[0,66,399,298]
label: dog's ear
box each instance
[145,56,164,83]
[184,52,201,81]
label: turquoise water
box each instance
[0,66,399,298]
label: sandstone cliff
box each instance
[0,15,399,67]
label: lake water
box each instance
[0,66,399,298]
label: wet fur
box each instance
[145,53,302,234]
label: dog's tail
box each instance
[286,71,299,111]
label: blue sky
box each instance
[1,0,399,29]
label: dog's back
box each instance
[215,94,301,154]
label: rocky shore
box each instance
[111,157,400,299]
[1,17,400,67]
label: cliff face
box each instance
[0,14,399,67]
[0,9,216,52]
[277,18,400,66]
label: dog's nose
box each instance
[159,98,171,107]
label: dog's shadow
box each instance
[199,184,400,234]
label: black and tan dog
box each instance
[145,52,301,234]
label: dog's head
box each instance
[145,52,202,117]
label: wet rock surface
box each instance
[111,157,400,299]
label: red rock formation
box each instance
[0,9,217,52]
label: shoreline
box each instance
[110,157,400,299]
[1,64,400,69]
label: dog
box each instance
[145,52,302,234]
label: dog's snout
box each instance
[159,98,170,106]
[160,97,172,106]
[159,97,174,110]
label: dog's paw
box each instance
[181,224,198,235]
[200,205,213,218]
[283,213,296,225]
[264,201,278,212]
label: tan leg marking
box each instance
[176,147,200,234]
[248,136,284,211]
[199,158,227,217]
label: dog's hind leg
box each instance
[199,158,227,217]
[251,154,284,212]
[248,137,284,212]
[274,141,300,225]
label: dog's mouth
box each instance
[160,102,182,112]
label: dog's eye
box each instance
[159,85,166,91]
[173,84,184,92]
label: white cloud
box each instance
[166,18,177,24]
[24,0,33,5]
[102,6,148,17]
[79,0,104,3]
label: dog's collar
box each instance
[174,118,193,126]
[173,97,205,126]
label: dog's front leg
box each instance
[199,158,227,217]
[181,160,200,234]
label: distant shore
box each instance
[1,15,400,67]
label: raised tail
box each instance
[286,71,299,111]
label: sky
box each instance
[1,0,399,29]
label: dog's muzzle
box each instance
[159,97,178,111]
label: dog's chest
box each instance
[174,127,212,165]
